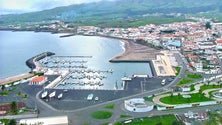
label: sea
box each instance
[0,31,152,89]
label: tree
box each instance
[172,120,184,125]
[1,85,5,91]
[170,92,173,100]
[178,93,181,99]
[156,122,162,125]
[8,119,16,125]
[10,101,17,115]
[205,22,211,29]
[199,89,202,94]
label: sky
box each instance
[0,0,105,15]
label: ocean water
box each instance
[0,31,152,89]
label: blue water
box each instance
[0,31,152,89]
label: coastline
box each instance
[0,30,166,83]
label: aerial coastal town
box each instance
[1,16,222,125]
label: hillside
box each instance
[0,0,222,27]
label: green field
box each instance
[201,84,222,91]
[187,74,203,79]
[177,78,193,86]
[115,115,182,125]
[175,67,181,76]
[104,104,115,109]
[91,110,112,119]
[160,93,212,104]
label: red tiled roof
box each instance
[31,76,46,82]
[217,39,222,44]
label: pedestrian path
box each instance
[153,83,221,107]
[202,88,222,101]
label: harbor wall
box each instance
[26,52,55,70]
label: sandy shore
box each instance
[110,40,160,62]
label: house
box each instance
[164,40,181,50]
[180,86,191,92]
[187,54,199,62]
[216,39,222,49]
[195,62,203,72]
[29,76,48,85]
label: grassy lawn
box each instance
[0,119,9,125]
[143,96,154,102]
[91,110,112,119]
[201,85,221,91]
[120,114,132,118]
[187,74,203,79]
[209,90,219,98]
[160,93,212,105]
[115,115,181,125]
[177,78,193,86]
[104,104,115,109]
[0,87,16,96]
[204,111,222,125]
[190,84,195,91]
[175,67,181,76]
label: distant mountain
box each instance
[0,0,222,27]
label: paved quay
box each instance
[152,50,176,76]
[42,76,171,110]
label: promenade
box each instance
[0,73,34,85]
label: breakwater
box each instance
[26,52,55,70]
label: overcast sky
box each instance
[0,0,106,15]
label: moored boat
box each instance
[41,91,48,98]
[49,91,56,98]
[58,93,63,99]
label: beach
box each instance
[110,40,160,62]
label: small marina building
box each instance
[124,98,154,112]
[29,76,48,85]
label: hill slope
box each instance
[0,0,222,27]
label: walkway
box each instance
[153,83,221,107]
[202,88,222,101]
[0,73,34,85]
[153,93,176,107]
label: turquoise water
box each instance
[0,31,152,89]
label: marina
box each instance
[37,55,121,90]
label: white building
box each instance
[29,76,48,85]
[195,62,203,72]
[19,116,68,125]
[180,86,191,92]
[124,98,154,112]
